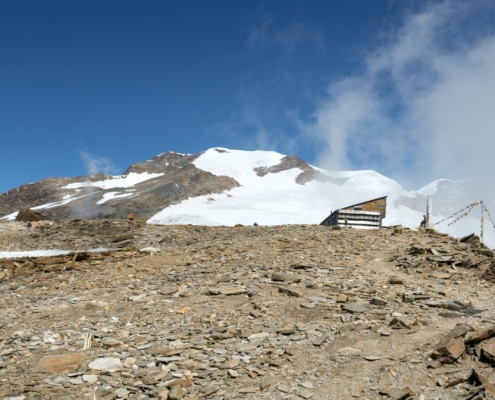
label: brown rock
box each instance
[337,293,348,303]
[390,388,415,400]
[32,352,87,373]
[15,208,47,222]
[481,343,495,362]
[465,327,495,344]
[471,369,495,394]
[271,272,302,283]
[278,287,304,297]
[434,336,465,360]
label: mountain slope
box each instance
[1,147,494,248]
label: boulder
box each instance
[15,208,47,222]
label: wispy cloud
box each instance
[79,151,117,175]
[305,0,495,193]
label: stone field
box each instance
[1,220,495,400]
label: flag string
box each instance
[434,201,480,226]
[485,206,495,229]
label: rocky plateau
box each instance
[1,220,495,399]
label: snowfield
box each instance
[147,148,495,248]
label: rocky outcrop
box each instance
[39,164,239,221]
[254,155,349,186]
[0,175,113,217]
[253,155,313,177]
[15,208,48,222]
[124,151,202,175]
[1,151,238,222]
[295,170,349,186]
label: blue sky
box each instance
[1,0,495,194]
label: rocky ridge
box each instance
[1,221,495,399]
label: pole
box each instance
[481,200,484,244]
[425,198,433,228]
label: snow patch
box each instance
[0,248,113,259]
[62,172,164,190]
[1,211,18,221]
[97,192,134,205]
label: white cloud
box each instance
[308,0,495,194]
[79,151,116,175]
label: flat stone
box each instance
[342,303,367,314]
[390,388,415,400]
[312,331,328,346]
[364,355,381,361]
[101,337,121,346]
[272,272,301,283]
[465,327,495,344]
[370,297,388,305]
[278,287,304,297]
[228,369,239,378]
[434,336,465,360]
[248,332,270,340]
[338,347,361,356]
[426,300,463,310]
[88,357,122,371]
[115,388,129,398]
[481,343,495,362]
[277,384,290,393]
[139,246,161,253]
[32,352,87,373]
[298,389,314,399]
[300,302,317,309]
[169,384,188,400]
[147,346,172,355]
[159,286,178,296]
[201,385,219,396]
[82,374,98,384]
[221,288,249,296]
[238,386,258,393]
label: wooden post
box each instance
[481,200,484,244]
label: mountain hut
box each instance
[320,196,387,229]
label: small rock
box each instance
[342,303,367,314]
[114,388,129,398]
[434,336,465,360]
[139,246,161,253]
[364,355,381,361]
[88,357,122,371]
[169,385,188,400]
[337,293,348,303]
[278,287,304,297]
[276,384,290,393]
[370,297,388,306]
[426,299,463,310]
[82,374,98,384]
[228,369,239,378]
[272,272,302,283]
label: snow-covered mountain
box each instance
[1,147,493,248]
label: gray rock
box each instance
[342,303,367,314]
